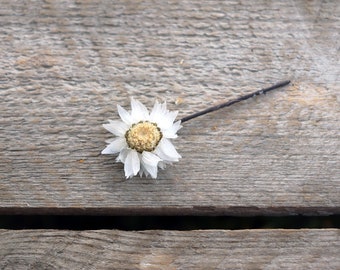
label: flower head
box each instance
[102,98,182,179]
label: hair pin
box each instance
[102,80,290,179]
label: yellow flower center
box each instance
[125,121,162,153]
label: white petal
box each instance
[124,150,140,178]
[141,152,161,179]
[101,138,127,154]
[142,163,158,178]
[155,138,181,162]
[162,120,182,138]
[149,101,164,123]
[157,110,179,130]
[103,120,129,137]
[142,151,161,167]
[105,138,115,144]
[102,137,127,154]
[150,101,177,129]
[131,98,149,122]
[116,148,129,163]
[138,166,148,177]
[165,111,178,125]
[117,105,133,125]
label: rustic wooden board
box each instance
[0,229,339,269]
[0,1,339,215]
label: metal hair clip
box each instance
[102,80,290,179]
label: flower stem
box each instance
[180,80,291,123]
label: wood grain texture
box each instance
[0,1,339,215]
[0,229,339,269]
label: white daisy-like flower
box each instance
[102,98,182,179]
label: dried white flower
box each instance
[102,98,182,179]
[102,81,291,179]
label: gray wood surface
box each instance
[0,0,339,215]
[0,229,339,269]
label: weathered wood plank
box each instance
[0,1,339,215]
[0,229,339,269]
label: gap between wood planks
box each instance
[0,215,339,231]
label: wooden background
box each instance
[0,0,339,268]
